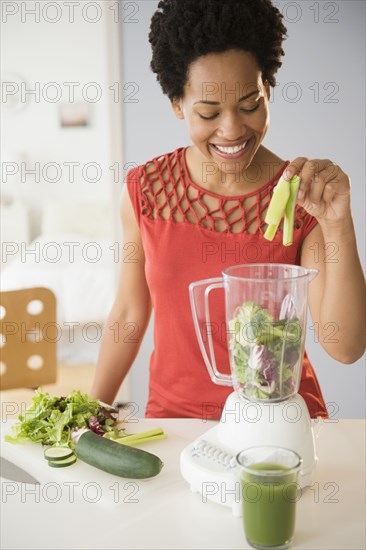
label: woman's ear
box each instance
[264,80,271,101]
[171,98,184,119]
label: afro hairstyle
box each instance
[149,0,288,101]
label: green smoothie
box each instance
[241,463,299,549]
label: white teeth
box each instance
[214,141,248,154]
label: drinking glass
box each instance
[236,446,302,549]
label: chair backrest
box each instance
[0,287,57,390]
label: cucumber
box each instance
[48,454,77,468]
[75,430,164,479]
[44,447,74,461]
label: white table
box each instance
[1,418,365,549]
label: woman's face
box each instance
[172,49,270,178]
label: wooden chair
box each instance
[0,288,57,390]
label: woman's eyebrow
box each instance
[194,89,259,105]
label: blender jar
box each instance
[189,263,318,402]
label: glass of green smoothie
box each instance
[236,446,302,550]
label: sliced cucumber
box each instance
[44,446,74,461]
[48,454,77,468]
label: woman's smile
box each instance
[209,136,255,160]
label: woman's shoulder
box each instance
[125,147,187,220]
[126,147,186,193]
[135,147,185,175]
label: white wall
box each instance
[121,0,365,418]
[1,1,130,399]
[1,0,122,240]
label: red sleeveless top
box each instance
[127,147,328,419]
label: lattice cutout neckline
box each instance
[139,147,290,235]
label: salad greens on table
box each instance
[228,301,303,400]
[5,389,167,472]
[5,389,123,448]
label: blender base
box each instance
[180,392,317,516]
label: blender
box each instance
[180,263,319,516]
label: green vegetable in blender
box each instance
[229,302,302,400]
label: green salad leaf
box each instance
[5,389,122,448]
[229,301,303,400]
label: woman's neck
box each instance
[185,145,286,196]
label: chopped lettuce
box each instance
[229,301,302,400]
[5,389,122,448]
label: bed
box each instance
[1,199,119,365]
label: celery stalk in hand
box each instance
[283,175,301,246]
[264,175,290,241]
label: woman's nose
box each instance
[217,112,246,140]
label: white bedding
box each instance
[1,231,117,326]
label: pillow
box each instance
[41,200,114,239]
[0,201,30,252]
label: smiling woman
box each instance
[90,0,366,420]
[171,49,278,195]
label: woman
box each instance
[91,0,365,419]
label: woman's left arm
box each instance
[285,157,366,363]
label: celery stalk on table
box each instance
[107,427,167,447]
[116,434,168,447]
[283,175,301,246]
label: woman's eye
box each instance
[240,104,260,114]
[198,113,219,120]
[198,104,260,120]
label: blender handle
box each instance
[189,278,233,387]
